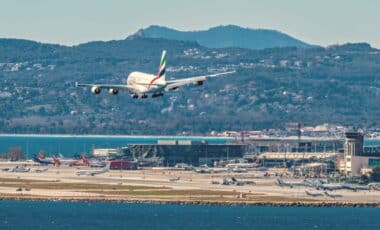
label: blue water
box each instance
[0,135,235,157]
[0,201,379,229]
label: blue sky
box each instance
[0,0,379,47]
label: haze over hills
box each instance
[133,25,313,49]
[0,28,379,134]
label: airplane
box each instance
[230,167,248,173]
[225,163,258,169]
[169,176,180,182]
[9,165,30,173]
[368,183,380,191]
[52,155,90,167]
[231,177,256,186]
[194,165,228,174]
[315,183,345,191]
[76,50,235,99]
[276,178,310,188]
[70,155,90,167]
[76,163,110,176]
[52,155,78,166]
[222,177,255,186]
[174,163,194,171]
[305,191,324,197]
[88,159,107,168]
[35,167,49,173]
[33,152,55,165]
[324,192,343,198]
[341,184,369,191]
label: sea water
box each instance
[0,135,234,157]
[0,201,379,229]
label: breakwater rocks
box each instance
[1,196,380,208]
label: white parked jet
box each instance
[76,50,235,99]
[76,163,110,176]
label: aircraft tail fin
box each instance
[52,155,61,166]
[82,155,90,166]
[39,151,45,159]
[157,50,166,81]
[148,50,167,89]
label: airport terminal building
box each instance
[125,140,247,166]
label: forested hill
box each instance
[0,37,379,134]
[134,25,313,49]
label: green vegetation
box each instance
[0,37,379,134]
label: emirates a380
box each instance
[76,50,235,99]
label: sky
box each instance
[0,0,379,48]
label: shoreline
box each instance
[1,196,380,208]
[2,164,380,209]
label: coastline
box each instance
[1,196,380,208]
[2,163,380,208]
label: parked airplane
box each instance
[225,163,258,169]
[70,155,90,167]
[174,163,194,171]
[230,167,248,173]
[324,192,343,198]
[194,165,228,174]
[368,183,380,190]
[52,155,77,166]
[305,191,324,197]
[276,178,311,188]
[222,177,255,186]
[169,176,181,182]
[231,177,256,186]
[33,152,54,165]
[76,50,235,99]
[35,168,49,173]
[76,163,110,176]
[342,183,371,191]
[88,159,107,168]
[52,155,89,167]
[315,183,345,191]
[9,165,30,173]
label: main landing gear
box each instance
[152,92,164,98]
[132,94,148,99]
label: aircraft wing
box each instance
[165,71,235,90]
[75,82,137,93]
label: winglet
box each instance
[75,82,79,87]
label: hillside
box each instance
[0,37,379,134]
[134,25,313,49]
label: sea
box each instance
[0,134,235,157]
[0,201,379,229]
[0,134,379,158]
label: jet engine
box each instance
[196,81,204,86]
[91,86,101,94]
[108,88,119,95]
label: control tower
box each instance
[343,132,364,175]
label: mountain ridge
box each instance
[133,25,314,49]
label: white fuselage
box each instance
[127,71,166,94]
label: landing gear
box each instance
[132,94,139,99]
[141,94,148,99]
[152,92,164,98]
